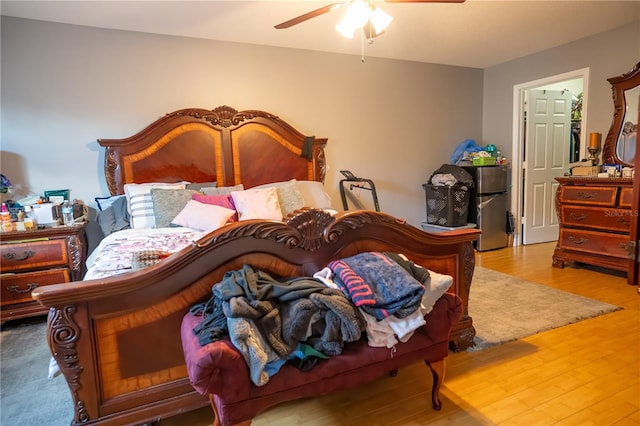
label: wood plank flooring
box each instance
[162,242,639,426]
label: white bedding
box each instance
[85,227,206,280]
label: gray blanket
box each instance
[215,264,365,385]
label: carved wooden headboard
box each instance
[97,106,328,195]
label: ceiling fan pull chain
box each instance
[361,28,365,62]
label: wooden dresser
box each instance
[0,224,86,323]
[553,177,633,272]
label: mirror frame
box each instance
[602,61,640,166]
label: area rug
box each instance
[467,266,623,351]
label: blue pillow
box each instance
[97,196,130,236]
[95,194,125,211]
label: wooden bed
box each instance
[33,106,479,425]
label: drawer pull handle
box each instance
[568,236,589,245]
[569,212,587,221]
[7,283,38,294]
[617,217,630,227]
[3,250,36,261]
[576,191,596,200]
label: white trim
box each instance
[510,67,590,246]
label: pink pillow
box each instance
[192,193,238,222]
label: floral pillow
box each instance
[253,180,306,216]
[230,187,283,221]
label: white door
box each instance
[522,89,572,245]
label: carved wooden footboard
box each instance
[34,209,478,425]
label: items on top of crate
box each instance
[450,139,507,166]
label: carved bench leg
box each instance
[424,359,445,410]
[210,394,222,426]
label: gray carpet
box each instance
[0,317,73,426]
[0,267,623,424]
[468,266,623,351]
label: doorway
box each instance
[510,68,590,246]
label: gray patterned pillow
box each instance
[185,181,217,191]
[151,188,200,228]
[202,184,244,196]
[275,181,306,216]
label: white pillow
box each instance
[421,269,454,315]
[124,182,186,229]
[231,187,283,221]
[171,200,236,233]
[295,180,334,210]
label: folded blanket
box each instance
[328,252,425,320]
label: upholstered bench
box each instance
[181,292,462,426]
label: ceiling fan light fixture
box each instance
[370,7,393,34]
[335,1,393,39]
[345,1,370,27]
[335,1,373,38]
[335,19,356,38]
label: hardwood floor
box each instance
[163,242,639,426]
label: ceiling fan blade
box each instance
[384,0,465,3]
[274,3,346,29]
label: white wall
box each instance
[0,17,483,228]
[483,21,640,163]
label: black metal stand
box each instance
[339,170,380,212]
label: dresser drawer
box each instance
[560,186,618,206]
[561,206,633,232]
[558,229,630,259]
[619,187,634,208]
[1,268,70,305]
[0,239,68,272]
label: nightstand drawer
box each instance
[561,206,632,232]
[1,268,70,305]
[0,239,68,272]
[560,186,618,206]
[558,229,629,259]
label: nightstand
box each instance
[0,224,87,323]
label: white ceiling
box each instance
[1,0,639,68]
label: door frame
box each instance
[510,67,590,246]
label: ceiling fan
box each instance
[275,0,466,39]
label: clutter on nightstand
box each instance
[0,185,87,232]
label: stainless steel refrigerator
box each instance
[462,165,509,251]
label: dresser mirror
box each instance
[601,61,640,167]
